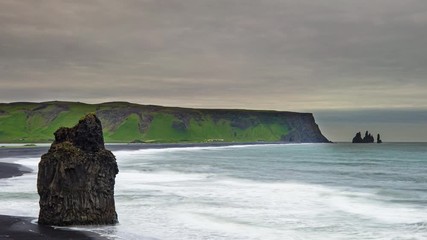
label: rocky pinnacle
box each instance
[37,114,118,226]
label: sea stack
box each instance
[377,134,383,143]
[352,131,375,143]
[37,114,118,226]
[352,132,363,143]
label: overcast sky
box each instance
[0,0,426,141]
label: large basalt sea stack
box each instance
[37,114,118,226]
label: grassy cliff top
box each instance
[0,101,328,143]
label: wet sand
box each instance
[0,215,105,240]
[0,162,31,179]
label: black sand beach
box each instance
[0,155,107,240]
[0,162,31,179]
[0,214,105,240]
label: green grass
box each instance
[105,114,141,142]
[0,102,97,142]
[143,113,184,142]
[0,111,29,142]
[139,114,288,143]
[0,102,292,143]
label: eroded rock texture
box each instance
[37,114,118,226]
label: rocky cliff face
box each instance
[280,113,330,143]
[37,114,118,226]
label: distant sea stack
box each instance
[352,131,382,143]
[377,134,383,143]
[37,114,119,226]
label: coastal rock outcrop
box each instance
[352,132,364,143]
[37,114,118,226]
[280,113,331,143]
[377,134,382,143]
[352,131,378,143]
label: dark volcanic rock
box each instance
[352,131,376,143]
[37,114,118,226]
[377,134,383,143]
[281,113,331,143]
[172,121,186,131]
[352,132,363,143]
[364,131,375,143]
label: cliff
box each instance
[0,101,330,143]
[37,114,118,226]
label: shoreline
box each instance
[0,162,31,179]
[0,214,106,240]
[0,141,293,159]
[106,141,292,151]
[0,156,108,239]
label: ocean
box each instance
[0,143,426,239]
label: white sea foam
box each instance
[328,194,427,224]
[1,145,426,240]
[113,143,289,156]
[111,167,427,239]
[113,146,217,156]
[14,157,40,170]
[0,157,39,171]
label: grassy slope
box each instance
[0,102,96,142]
[0,102,291,143]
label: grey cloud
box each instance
[0,0,426,111]
[315,109,427,124]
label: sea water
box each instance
[0,143,426,239]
